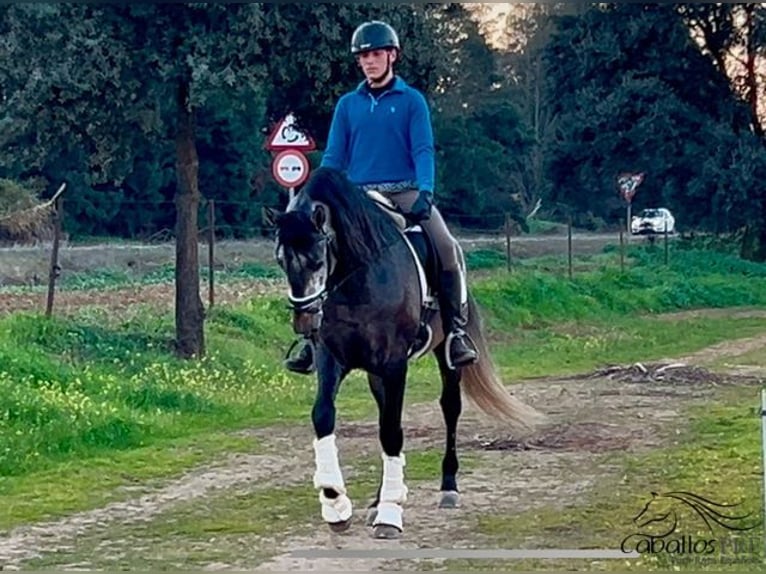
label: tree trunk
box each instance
[174,80,205,358]
[743,5,764,138]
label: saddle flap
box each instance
[366,190,408,230]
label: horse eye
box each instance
[305,255,324,272]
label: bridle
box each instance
[284,228,336,319]
[278,200,403,331]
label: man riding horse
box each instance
[284,20,478,374]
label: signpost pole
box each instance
[618,172,645,244]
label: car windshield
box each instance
[640,209,661,218]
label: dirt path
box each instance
[2,327,763,570]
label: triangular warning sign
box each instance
[265,113,316,151]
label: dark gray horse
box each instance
[264,167,540,539]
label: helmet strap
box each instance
[368,52,395,87]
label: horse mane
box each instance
[302,167,402,265]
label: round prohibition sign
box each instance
[272,149,310,188]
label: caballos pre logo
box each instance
[621,491,761,560]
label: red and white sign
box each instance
[265,113,316,151]
[272,149,310,188]
[617,172,645,203]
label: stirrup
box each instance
[444,328,478,370]
[283,338,316,374]
[409,324,433,361]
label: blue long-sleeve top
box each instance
[320,76,435,194]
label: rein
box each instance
[286,232,401,315]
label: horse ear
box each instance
[311,203,328,232]
[262,206,280,228]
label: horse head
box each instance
[263,191,336,336]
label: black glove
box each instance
[408,190,433,223]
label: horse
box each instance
[263,166,541,539]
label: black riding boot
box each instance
[284,335,316,374]
[439,270,479,369]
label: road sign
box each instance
[272,149,310,188]
[617,172,645,203]
[265,113,316,151]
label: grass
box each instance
[707,341,766,378]
[1,432,258,529]
[19,448,479,570]
[0,261,283,294]
[457,387,763,572]
[1,246,766,536]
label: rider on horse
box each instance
[284,20,478,374]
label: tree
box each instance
[0,4,269,357]
[677,3,766,259]
[497,4,566,218]
[257,4,447,145]
[542,3,756,232]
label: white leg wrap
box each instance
[313,434,346,495]
[379,453,408,504]
[319,490,353,523]
[373,453,407,530]
[374,501,404,530]
[314,434,353,523]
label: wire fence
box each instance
[54,196,517,241]
[1,195,677,316]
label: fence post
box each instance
[664,220,669,266]
[45,195,63,317]
[504,213,512,272]
[567,216,573,279]
[619,229,625,273]
[208,199,215,308]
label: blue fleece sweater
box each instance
[320,76,435,194]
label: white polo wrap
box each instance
[373,453,407,530]
[313,434,346,494]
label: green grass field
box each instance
[2,242,766,571]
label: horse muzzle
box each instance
[293,308,323,335]
[288,290,326,335]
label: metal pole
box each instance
[45,196,63,317]
[619,229,625,273]
[208,199,215,308]
[505,213,511,272]
[761,389,766,562]
[567,217,573,279]
[664,220,669,266]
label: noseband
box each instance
[285,231,336,316]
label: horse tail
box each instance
[460,295,546,431]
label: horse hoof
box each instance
[365,507,378,527]
[439,490,460,509]
[373,524,401,539]
[328,518,352,533]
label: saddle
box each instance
[366,191,440,360]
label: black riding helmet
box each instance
[350,20,400,55]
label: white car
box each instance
[631,208,675,235]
